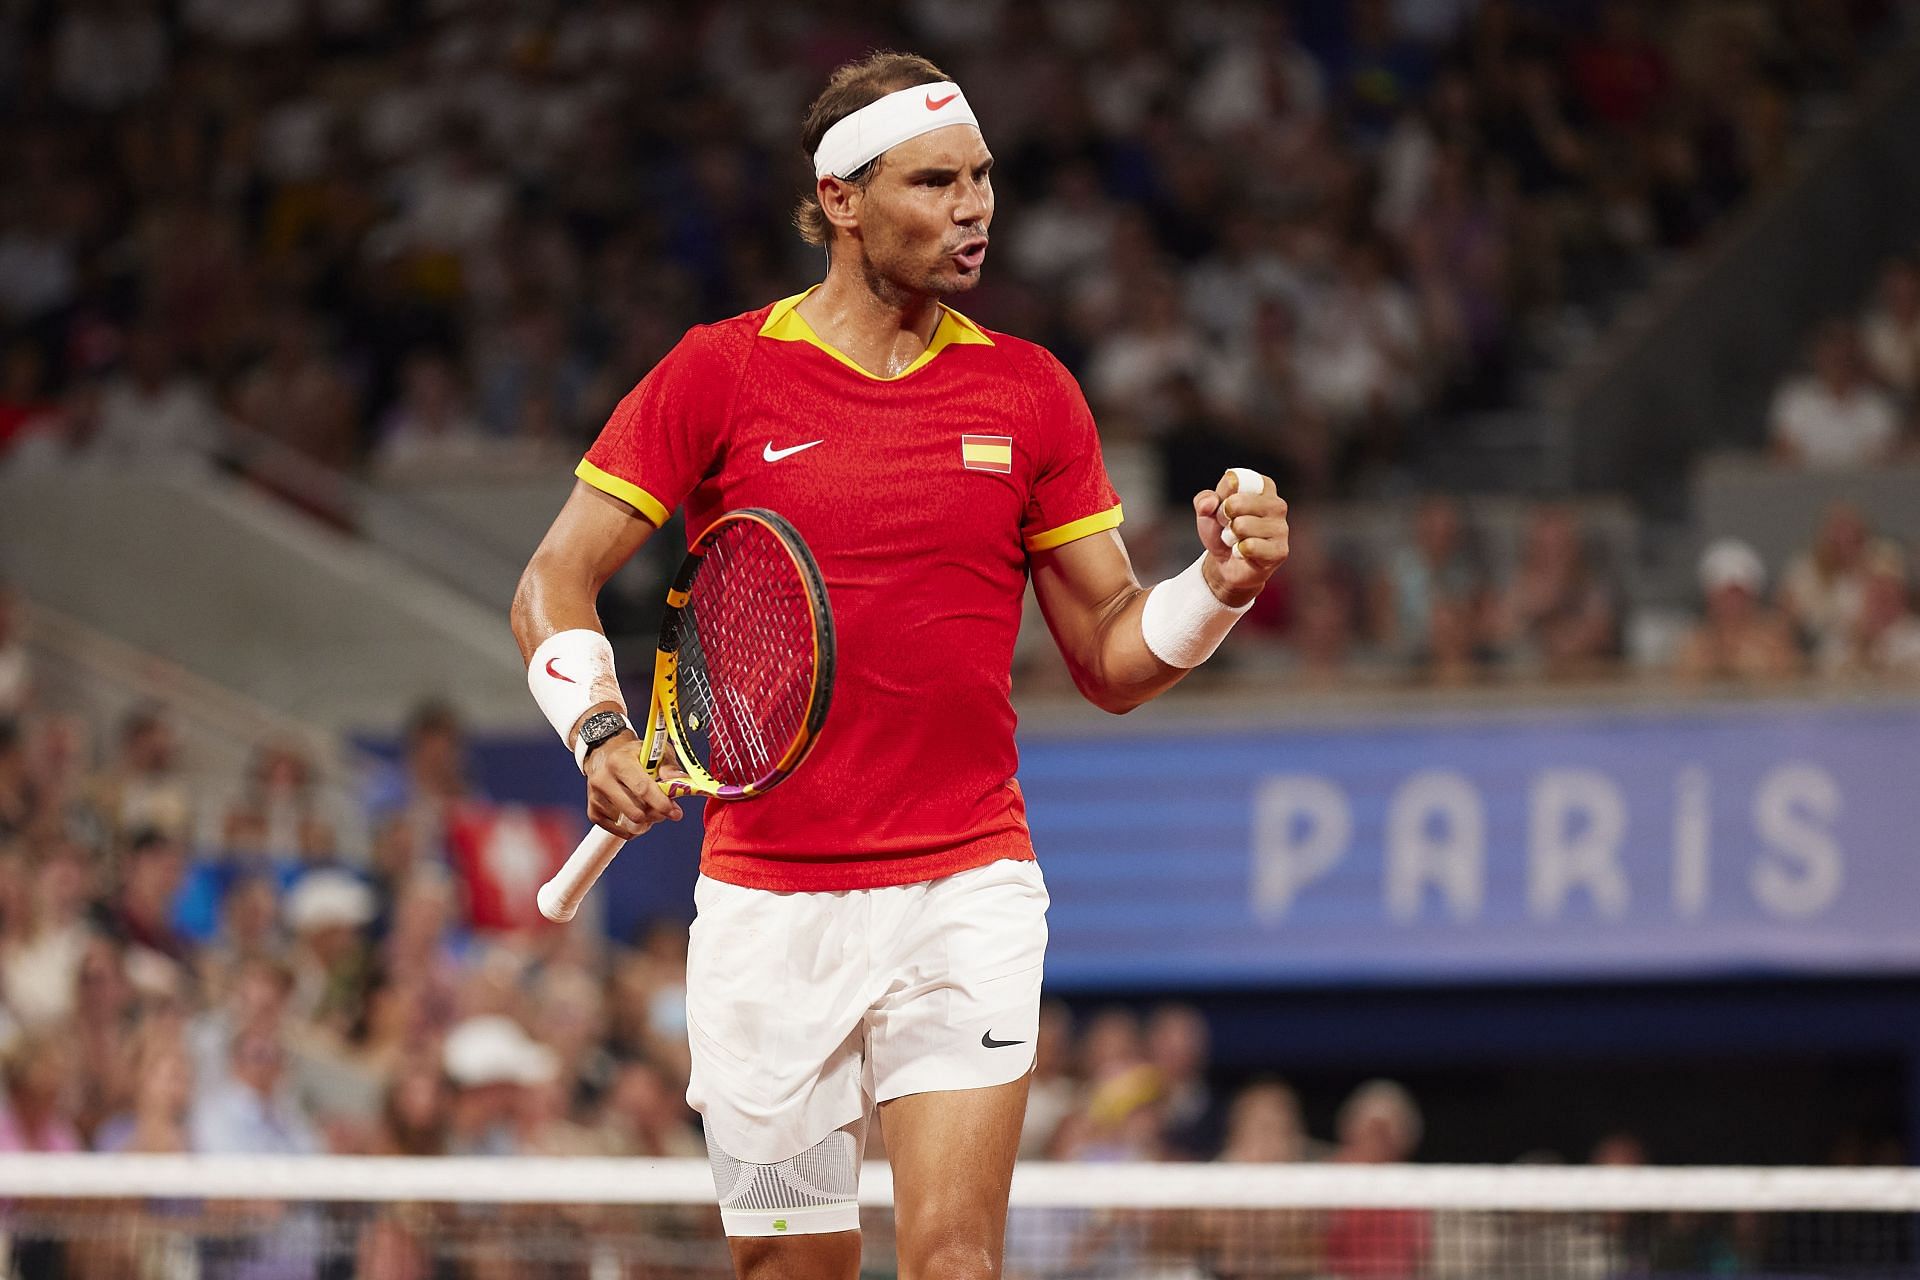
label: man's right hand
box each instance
[585,730,685,836]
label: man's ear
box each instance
[818,174,862,238]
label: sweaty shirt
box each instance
[578,290,1120,892]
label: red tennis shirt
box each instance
[578,289,1122,892]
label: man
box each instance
[510,53,1290,1280]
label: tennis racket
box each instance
[537,508,836,923]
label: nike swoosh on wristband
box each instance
[544,658,574,683]
[763,439,824,463]
[981,1031,1026,1049]
[925,91,959,110]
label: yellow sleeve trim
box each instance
[1025,503,1124,552]
[576,459,671,527]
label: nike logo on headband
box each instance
[925,91,959,111]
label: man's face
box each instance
[838,124,994,298]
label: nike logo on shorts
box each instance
[981,1031,1025,1049]
[763,439,824,463]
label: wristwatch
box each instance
[574,710,633,772]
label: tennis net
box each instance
[0,1155,1914,1278]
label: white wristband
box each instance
[527,629,625,760]
[1141,555,1255,669]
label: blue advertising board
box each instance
[1018,702,1920,989]
[453,700,1920,988]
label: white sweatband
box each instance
[813,81,979,179]
[1141,555,1255,669]
[527,629,625,760]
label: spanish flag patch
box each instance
[961,434,1013,473]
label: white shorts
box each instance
[685,857,1048,1166]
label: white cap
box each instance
[283,871,378,933]
[443,1015,559,1088]
[1698,538,1766,594]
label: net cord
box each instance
[2,1157,1919,1212]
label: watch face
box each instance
[584,712,626,745]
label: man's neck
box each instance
[796,265,945,377]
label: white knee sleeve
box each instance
[705,1121,863,1237]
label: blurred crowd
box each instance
[0,0,1901,504]
[0,585,1913,1277]
[1767,250,1920,470]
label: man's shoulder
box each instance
[947,311,1060,372]
[661,303,778,372]
[942,311,1083,402]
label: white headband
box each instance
[812,81,980,180]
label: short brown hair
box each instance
[794,51,952,249]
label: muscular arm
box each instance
[511,481,655,671]
[1030,474,1290,714]
[511,480,683,831]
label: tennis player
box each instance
[510,52,1290,1280]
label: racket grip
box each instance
[538,825,631,924]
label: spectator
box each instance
[1838,549,1920,679]
[369,699,475,851]
[1218,1080,1311,1164]
[1769,321,1901,469]
[1672,538,1802,683]
[1335,1078,1424,1164]
[229,311,360,471]
[87,703,193,846]
[1078,1005,1147,1086]
[1325,1079,1432,1279]
[0,720,34,841]
[1020,1000,1082,1159]
[0,344,66,467]
[2,836,94,1029]
[190,956,295,1094]
[1499,504,1621,678]
[282,870,376,1043]
[372,350,492,475]
[104,828,192,972]
[1777,503,1896,669]
[1862,256,1920,398]
[92,326,224,464]
[190,1024,325,1279]
[192,1023,320,1155]
[1086,275,1206,429]
[601,1060,701,1158]
[94,1037,196,1153]
[0,585,28,720]
[1375,495,1492,666]
[1147,1003,1224,1159]
[442,1013,557,1157]
[371,1062,451,1157]
[51,0,170,112]
[0,1033,83,1153]
[219,742,334,867]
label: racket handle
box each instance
[538,825,632,924]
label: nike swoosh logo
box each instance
[763,439,824,463]
[926,91,959,111]
[981,1031,1026,1049]
[544,658,574,683]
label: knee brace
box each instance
[704,1120,862,1237]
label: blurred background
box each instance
[1,0,1919,1197]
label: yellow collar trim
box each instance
[758,287,993,381]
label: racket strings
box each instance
[678,522,818,788]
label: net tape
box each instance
[2,1157,1919,1211]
